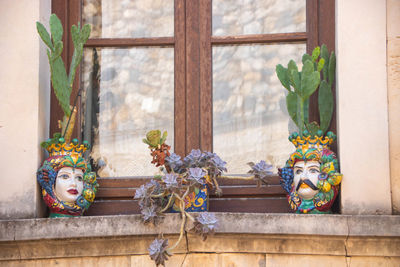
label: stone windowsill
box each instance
[1,213,399,261]
[1,213,399,242]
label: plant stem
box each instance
[160,195,175,213]
[150,193,164,198]
[173,192,183,202]
[211,176,222,196]
[184,211,195,222]
[182,186,190,199]
[168,202,187,251]
[219,175,255,180]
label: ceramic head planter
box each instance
[279,131,342,213]
[275,45,342,213]
[37,138,98,217]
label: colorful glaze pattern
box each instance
[171,184,209,213]
[279,132,342,214]
[37,141,98,217]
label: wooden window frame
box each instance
[51,0,336,215]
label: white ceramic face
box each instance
[293,161,320,200]
[55,167,84,203]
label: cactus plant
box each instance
[36,14,91,143]
[276,45,336,136]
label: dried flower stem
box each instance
[182,186,190,199]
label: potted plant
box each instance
[36,14,98,217]
[135,130,225,265]
[275,45,343,214]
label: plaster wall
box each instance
[336,0,392,214]
[387,0,400,214]
[0,0,50,219]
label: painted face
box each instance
[293,161,320,200]
[55,167,84,203]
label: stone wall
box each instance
[1,214,399,267]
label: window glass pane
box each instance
[82,47,174,177]
[83,0,174,38]
[213,44,306,174]
[212,0,306,36]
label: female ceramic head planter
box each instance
[279,132,342,214]
[37,139,98,217]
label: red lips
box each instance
[67,189,79,195]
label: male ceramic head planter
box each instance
[279,132,342,214]
[37,138,98,217]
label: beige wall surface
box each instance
[337,0,392,214]
[387,0,400,214]
[0,0,50,219]
[1,253,400,267]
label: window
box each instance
[51,0,335,214]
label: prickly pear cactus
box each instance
[36,14,91,142]
[275,45,336,136]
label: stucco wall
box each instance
[0,0,50,219]
[387,0,400,214]
[337,0,392,214]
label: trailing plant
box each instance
[275,44,336,136]
[37,14,91,143]
[137,130,225,266]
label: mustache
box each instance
[296,179,319,191]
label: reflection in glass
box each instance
[82,47,174,177]
[213,44,306,173]
[212,0,306,36]
[83,0,174,38]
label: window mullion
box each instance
[174,0,186,157]
[185,0,201,154]
[199,0,213,152]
